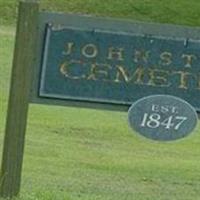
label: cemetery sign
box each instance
[38,23,200,110]
[1,0,200,198]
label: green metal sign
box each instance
[37,19,200,111]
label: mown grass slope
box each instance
[1,0,200,26]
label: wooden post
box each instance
[0,0,39,198]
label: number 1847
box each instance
[140,113,187,130]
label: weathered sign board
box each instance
[1,0,200,198]
[37,23,200,110]
[31,10,200,111]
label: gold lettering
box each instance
[172,71,193,89]
[148,69,170,87]
[133,50,150,63]
[62,42,74,56]
[182,54,197,68]
[60,60,86,80]
[115,66,129,82]
[115,65,145,84]
[82,44,98,58]
[159,52,172,66]
[107,47,124,61]
[87,63,112,81]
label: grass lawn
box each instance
[0,1,200,200]
[1,0,200,26]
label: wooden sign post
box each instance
[0,0,39,198]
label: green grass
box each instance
[1,1,200,200]
[1,27,200,200]
[1,0,200,26]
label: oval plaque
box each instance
[128,95,198,141]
